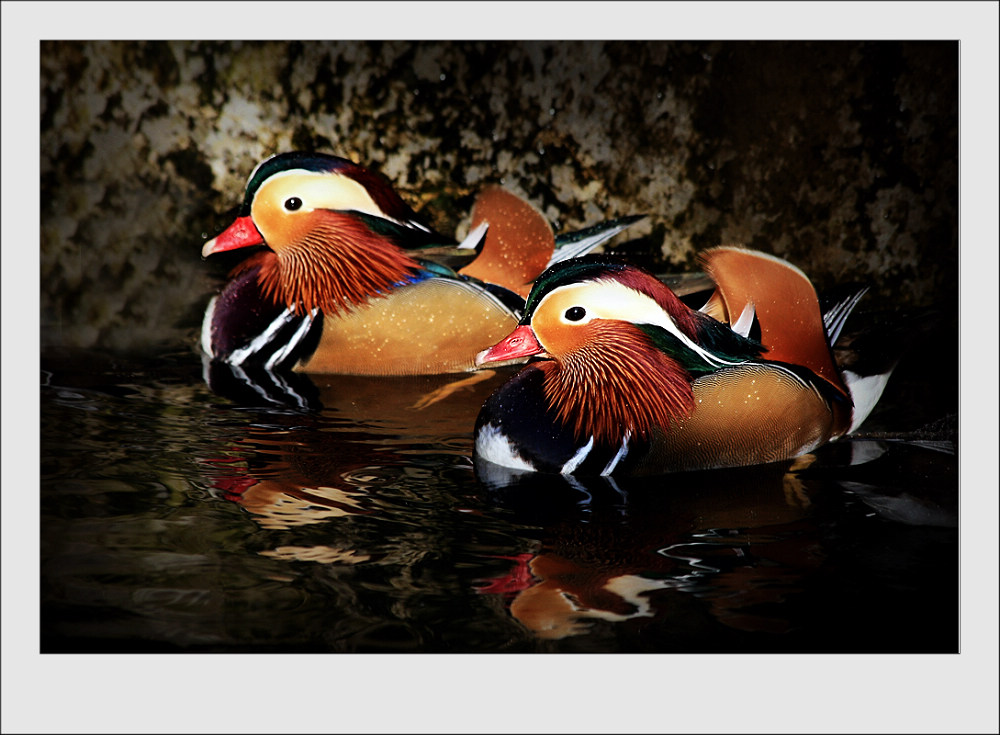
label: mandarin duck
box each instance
[200,152,643,385]
[473,246,896,476]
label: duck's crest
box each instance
[241,152,421,226]
[525,255,700,340]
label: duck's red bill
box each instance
[202,216,264,258]
[475,324,545,367]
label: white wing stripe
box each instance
[226,307,298,366]
[601,433,630,476]
[561,436,595,474]
[264,308,317,369]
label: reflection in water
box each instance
[475,435,957,644]
[806,438,958,528]
[474,461,828,639]
[490,552,677,640]
[40,348,958,653]
[205,356,509,426]
[197,373,844,641]
[199,369,512,563]
[202,430,384,531]
[194,362,958,648]
[260,546,372,564]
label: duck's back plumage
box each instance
[300,275,521,375]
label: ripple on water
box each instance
[39,348,959,653]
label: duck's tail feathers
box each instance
[819,285,891,433]
[549,215,646,266]
[821,285,869,346]
[833,306,943,435]
[841,368,897,434]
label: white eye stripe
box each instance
[256,169,409,226]
[538,279,743,368]
[537,279,664,324]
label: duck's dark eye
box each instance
[565,306,586,322]
[284,197,303,211]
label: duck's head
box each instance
[202,152,435,314]
[203,152,433,257]
[476,256,763,443]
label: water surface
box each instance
[40,339,958,653]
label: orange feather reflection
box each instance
[201,372,508,546]
[475,460,824,640]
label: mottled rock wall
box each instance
[40,40,957,352]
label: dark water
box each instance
[38,332,959,655]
